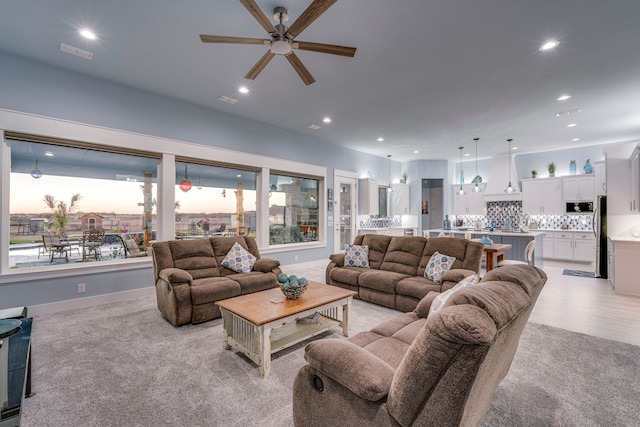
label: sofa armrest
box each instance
[329,253,345,267]
[158,268,193,285]
[253,257,280,273]
[414,291,440,318]
[304,339,395,401]
[441,268,477,283]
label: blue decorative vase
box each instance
[584,159,593,174]
[569,160,576,175]
[479,235,494,246]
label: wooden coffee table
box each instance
[216,282,357,378]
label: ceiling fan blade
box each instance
[295,41,356,57]
[285,52,316,85]
[245,51,276,80]
[239,0,277,36]
[200,35,268,45]
[286,0,337,39]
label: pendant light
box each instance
[456,147,466,196]
[31,159,43,179]
[387,154,393,193]
[504,138,516,194]
[196,176,203,190]
[179,164,192,192]
[471,138,481,192]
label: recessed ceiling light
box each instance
[237,174,242,178]
[238,86,249,94]
[539,40,559,51]
[323,117,331,123]
[78,28,97,40]
[512,147,519,150]
[557,94,571,101]
[567,123,577,128]
[44,151,54,157]
[464,153,470,157]
[413,150,419,154]
[377,137,384,142]
[572,138,580,141]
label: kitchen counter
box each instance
[608,237,640,296]
[426,228,545,238]
[425,229,544,267]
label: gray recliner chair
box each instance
[292,265,547,427]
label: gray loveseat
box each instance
[293,264,548,427]
[151,236,281,326]
[326,235,484,312]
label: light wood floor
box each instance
[282,259,640,346]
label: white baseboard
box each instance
[28,286,156,317]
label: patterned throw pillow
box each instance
[221,242,256,273]
[424,251,456,283]
[427,274,479,319]
[344,245,370,268]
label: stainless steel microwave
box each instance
[565,201,594,214]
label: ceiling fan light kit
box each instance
[200,0,356,85]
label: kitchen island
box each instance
[425,228,544,267]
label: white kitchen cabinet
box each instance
[358,178,379,215]
[594,161,606,196]
[452,183,486,215]
[522,178,563,215]
[550,231,595,262]
[391,183,410,215]
[563,175,595,201]
[610,238,640,296]
[541,231,555,258]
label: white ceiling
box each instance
[1,0,639,162]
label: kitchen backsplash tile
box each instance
[454,200,593,230]
[359,215,401,228]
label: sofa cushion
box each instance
[424,251,456,283]
[395,276,442,301]
[358,234,393,270]
[418,237,475,276]
[212,237,259,276]
[329,266,366,287]
[231,271,278,294]
[221,242,256,273]
[428,274,479,319]
[344,244,370,268]
[252,257,280,273]
[358,270,411,293]
[379,236,427,275]
[190,277,241,305]
[169,239,220,279]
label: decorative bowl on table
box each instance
[277,273,309,299]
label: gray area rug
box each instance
[562,269,597,278]
[21,295,640,427]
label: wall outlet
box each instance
[294,255,299,261]
[77,283,86,293]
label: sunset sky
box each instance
[10,173,270,215]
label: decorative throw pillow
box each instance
[427,274,479,319]
[424,251,456,283]
[221,242,256,273]
[344,245,370,268]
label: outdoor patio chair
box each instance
[45,234,71,263]
[81,229,105,262]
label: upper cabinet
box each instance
[563,175,595,201]
[594,161,606,196]
[452,183,486,215]
[522,178,563,214]
[391,183,410,215]
[631,147,640,212]
[358,178,379,215]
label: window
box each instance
[269,174,319,245]
[174,161,257,238]
[8,139,158,269]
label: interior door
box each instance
[334,172,358,252]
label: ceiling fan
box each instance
[200,0,356,85]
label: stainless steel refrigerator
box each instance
[594,195,607,278]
